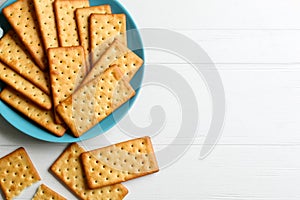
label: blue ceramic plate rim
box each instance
[0,0,144,143]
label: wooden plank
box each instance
[119,0,300,29]
[0,145,300,199]
[142,30,300,64]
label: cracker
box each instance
[54,0,90,47]
[81,136,159,189]
[0,30,50,95]
[56,66,135,137]
[0,87,67,137]
[32,184,66,200]
[83,39,143,85]
[33,0,59,50]
[90,14,127,65]
[2,0,48,70]
[0,147,41,200]
[48,46,87,123]
[0,62,52,110]
[50,143,128,200]
[75,5,112,68]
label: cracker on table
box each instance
[2,0,48,70]
[32,184,66,200]
[0,147,41,200]
[0,30,50,95]
[33,0,59,50]
[83,39,143,85]
[81,136,159,189]
[0,62,52,110]
[0,87,67,137]
[56,66,135,137]
[50,143,128,200]
[48,46,87,123]
[89,13,127,65]
[75,5,111,68]
[54,0,90,47]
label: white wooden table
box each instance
[1,0,300,199]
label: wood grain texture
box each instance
[0,0,299,199]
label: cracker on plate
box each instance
[54,0,90,47]
[75,5,112,68]
[2,0,48,70]
[48,46,87,123]
[89,13,127,65]
[56,66,135,137]
[0,87,67,137]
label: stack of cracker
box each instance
[0,0,144,138]
[0,137,159,199]
[51,136,159,199]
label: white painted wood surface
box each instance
[0,0,299,199]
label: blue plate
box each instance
[0,0,144,142]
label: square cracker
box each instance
[56,66,135,137]
[90,13,127,65]
[0,62,52,110]
[32,184,66,200]
[75,5,112,68]
[2,0,48,70]
[54,0,90,47]
[0,87,67,137]
[50,143,128,200]
[82,39,143,85]
[0,147,41,200]
[0,30,50,95]
[33,0,59,50]
[48,46,87,123]
[81,136,159,189]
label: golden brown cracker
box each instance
[83,39,143,85]
[2,0,48,70]
[56,66,135,137]
[50,143,128,200]
[48,46,87,123]
[0,147,41,200]
[0,87,67,137]
[81,136,159,189]
[75,5,112,68]
[0,62,52,110]
[89,13,126,65]
[32,184,66,200]
[54,0,90,47]
[0,30,50,95]
[33,0,59,50]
